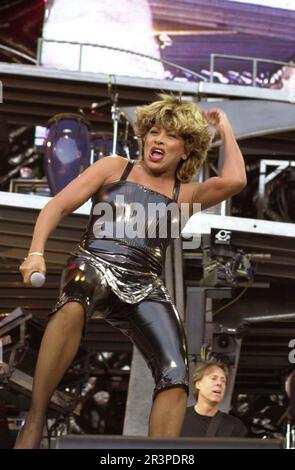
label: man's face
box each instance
[196,366,227,405]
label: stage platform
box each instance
[55,434,283,449]
[0,61,294,130]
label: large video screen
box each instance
[41,0,166,79]
[40,0,295,90]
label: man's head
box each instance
[193,360,229,405]
[135,94,211,182]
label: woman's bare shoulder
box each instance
[100,155,132,184]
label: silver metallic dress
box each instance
[50,160,189,397]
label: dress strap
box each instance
[172,178,181,202]
[119,160,135,181]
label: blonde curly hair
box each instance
[135,94,211,183]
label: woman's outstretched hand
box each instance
[204,108,232,142]
[19,255,46,285]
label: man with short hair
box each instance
[181,360,247,437]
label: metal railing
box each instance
[209,53,295,87]
[36,37,206,81]
[0,44,37,64]
[1,41,295,90]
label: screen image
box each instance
[39,0,295,92]
[41,0,166,79]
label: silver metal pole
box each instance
[112,115,118,155]
[253,59,258,87]
[0,44,37,64]
[36,38,42,65]
[78,44,83,72]
[286,421,291,449]
[111,97,120,156]
[89,148,95,166]
[243,312,295,323]
[209,54,215,83]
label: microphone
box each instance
[30,272,46,287]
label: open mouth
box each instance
[212,390,222,397]
[149,147,165,162]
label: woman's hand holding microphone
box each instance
[19,252,46,287]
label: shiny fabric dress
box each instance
[50,160,189,397]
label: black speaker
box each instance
[57,435,283,449]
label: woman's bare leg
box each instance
[148,386,187,437]
[14,301,85,449]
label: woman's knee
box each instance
[154,384,188,404]
[153,357,189,398]
[50,302,85,332]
